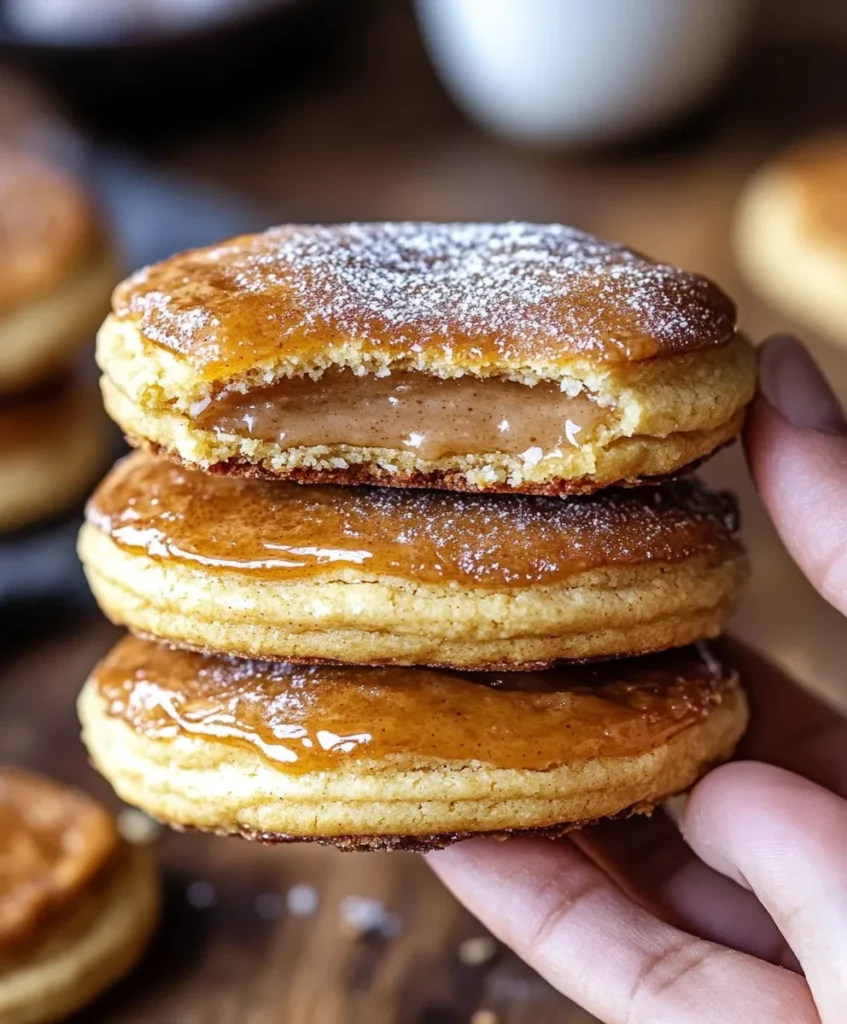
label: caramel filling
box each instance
[88,452,740,587]
[191,369,610,459]
[96,637,733,774]
[0,770,117,953]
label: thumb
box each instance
[745,335,847,616]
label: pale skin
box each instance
[429,335,847,1024]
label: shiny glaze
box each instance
[88,451,741,586]
[0,770,117,952]
[95,636,736,773]
[194,368,609,459]
[112,222,736,381]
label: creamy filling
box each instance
[191,369,611,460]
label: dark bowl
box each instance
[0,0,370,140]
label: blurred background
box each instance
[2,1,847,1021]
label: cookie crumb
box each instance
[117,808,160,845]
[340,895,402,938]
[458,935,497,966]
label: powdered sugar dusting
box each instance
[115,223,736,378]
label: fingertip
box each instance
[743,340,847,613]
[755,334,846,435]
[427,836,491,869]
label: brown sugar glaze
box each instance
[96,637,736,773]
[112,223,737,381]
[194,367,610,459]
[88,452,741,587]
[0,770,117,953]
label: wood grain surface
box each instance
[4,2,847,1021]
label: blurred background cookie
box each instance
[736,133,847,348]
[0,767,158,1024]
[0,147,113,395]
[0,373,103,533]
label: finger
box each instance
[429,838,816,1023]
[746,334,847,616]
[684,761,847,1018]
[574,637,847,969]
[721,639,847,795]
[571,810,798,969]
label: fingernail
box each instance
[759,334,847,434]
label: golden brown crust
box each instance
[143,437,726,494]
[79,453,747,668]
[112,222,736,387]
[78,645,747,846]
[170,793,699,852]
[0,149,105,313]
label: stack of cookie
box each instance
[78,223,755,851]
[0,149,114,533]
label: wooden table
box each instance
[4,3,847,1021]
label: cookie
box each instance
[78,636,747,850]
[98,222,755,494]
[0,769,158,1024]
[736,133,847,344]
[0,374,105,533]
[79,451,748,668]
[0,149,115,395]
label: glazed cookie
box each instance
[736,134,847,345]
[0,149,115,395]
[79,636,747,851]
[79,451,748,669]
[0,769,158,1024]
[0,374,105,533]
[98,222,755,495]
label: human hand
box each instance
[429,336,847,1023]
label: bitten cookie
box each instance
[98,222,755,494]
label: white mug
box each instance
[415,0,753,146]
